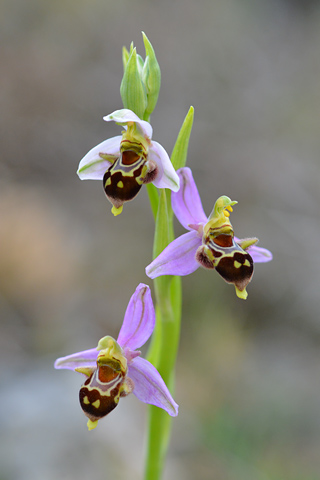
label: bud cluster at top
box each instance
[120,32,161,121]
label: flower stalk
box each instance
[144,107,194,480]
[145,193,182,480]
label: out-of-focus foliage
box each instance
[1,0,320,479]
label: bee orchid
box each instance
[77,109,180,216]
[55,284,178,430]
[146,167,272,299]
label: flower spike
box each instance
[55,284,178,430]
[77,109,179,216]
[146,167,272,299]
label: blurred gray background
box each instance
[1,0,320,479]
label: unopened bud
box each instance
[120,48,147,119]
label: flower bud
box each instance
[120,47,147,120]
[142,32,161,117]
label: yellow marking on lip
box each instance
[244,259,251,267]
[84,384,115,397]
[83,396,90,405]
[117,181,124,188]
[105,177,112,186]
[234,261,242,269]
[92,399,101,409]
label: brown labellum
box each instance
[79,365,126,422]
[197,233,254,292]
[103,150,147,208]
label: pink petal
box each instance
[148,141,180,192]
[54,348,98,372]
[117,284,155,350]
[247,245,273,263]
[77,136,122,180]
[103,109,153,139]
[146,231,201,279]
[128,357,178,417]
[172,167,207,230]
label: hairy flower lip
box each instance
[54,284,179,422]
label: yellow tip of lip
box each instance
[111,205,123,216]
[235,287,248,300]
[87,419,98,431]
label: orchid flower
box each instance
[146,167,272,300]
[77,109,180,216]
[54,284,178,430]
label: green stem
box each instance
[144,277,181,480]
[144,192,182,480]
[146,183,159,221]
[144,108,194,480]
